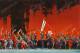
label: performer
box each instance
[68,38,73,49]
[72,38,78,49]
[40,32,45,48]
[4,40,8,49]
[32,32,37,48]
[54,39,61,49]
[60,38,66,49]
[7,37,13,49]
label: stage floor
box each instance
[0,49,80,53]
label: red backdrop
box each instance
[29,5,80,34]
[0,5,80,40]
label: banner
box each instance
[41,19,46,32]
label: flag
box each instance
[0,17,3,40]
[7,15,11,34]
[41,19,46,32]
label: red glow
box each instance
[29,5,80,34]
[0,5,80,40]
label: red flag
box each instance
[0,16,3,40]
[7,15,11,34]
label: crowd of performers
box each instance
[0,29,80,49]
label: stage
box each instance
[0,49,80,53]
